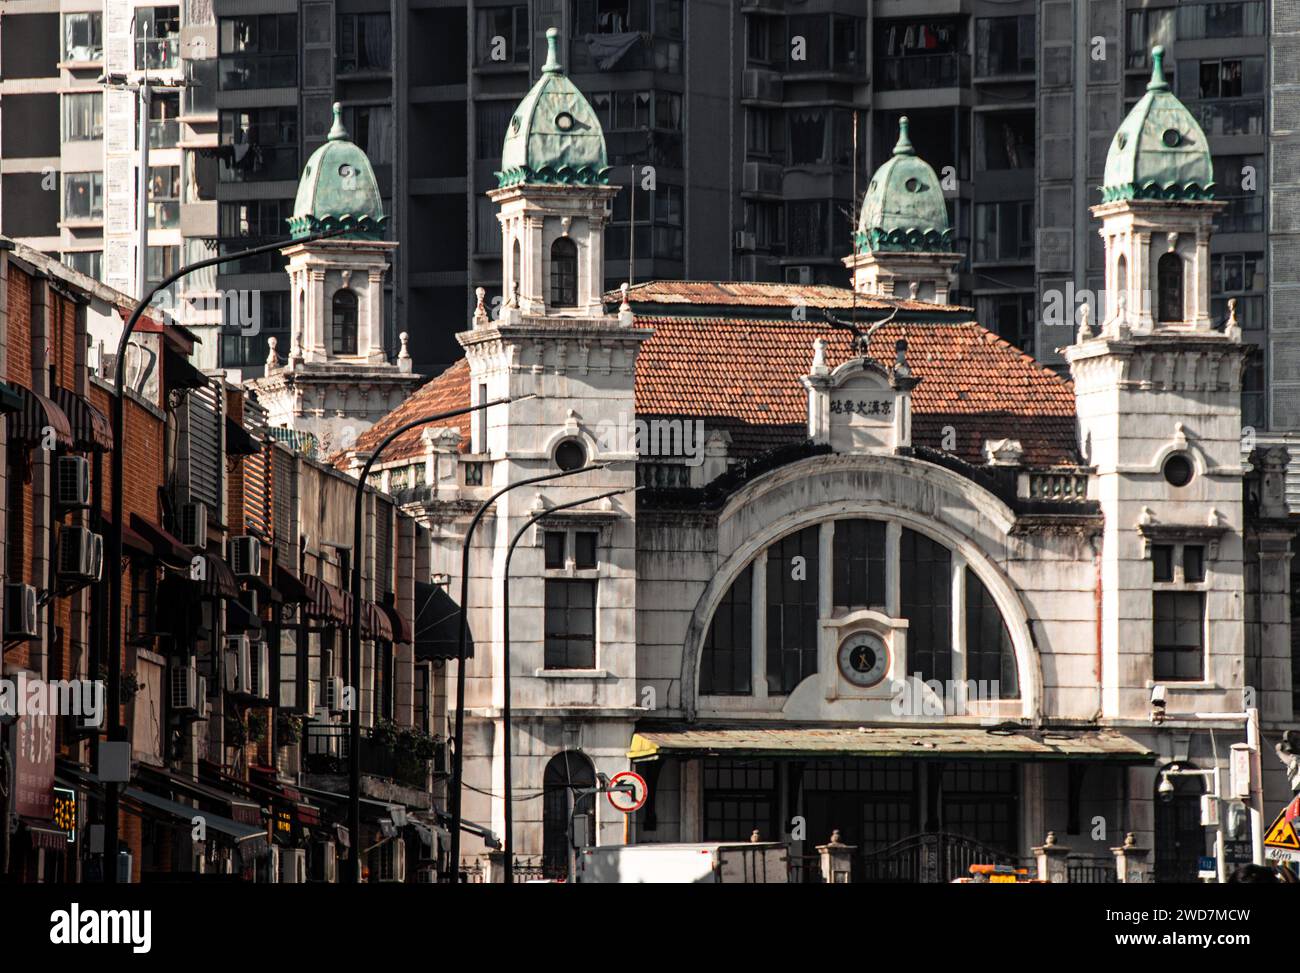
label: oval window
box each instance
[556,111,575,132]
[1163,453,1194,488]
[1162,129,1182,147]
[1117,133,1128,150]
[510,115,522,134]
[338,163,355,178]
[555,438,587,472]
[905,177,921,193]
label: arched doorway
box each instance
[543,750,595,879]
[1154,764,1206,882]
[1157,252,1183,323]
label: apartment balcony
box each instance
[1187,98,1265,138]
[742,67,784,105]
[740,0,784,13]
[741,161,784,199]
[874,53,970,92]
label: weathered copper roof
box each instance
[857,116,954,253]
[628,725,1154,761]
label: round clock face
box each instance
[837,633,889,688]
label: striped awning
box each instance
[362,600,393,642]
[196,551,240,600]
[380,600,413,645]
[303,573,347,624]
[4,382,73,448]
[50,386,113,451]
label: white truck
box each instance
[575,842,790,883]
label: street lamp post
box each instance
[500,486,638,882]
[446,462,609,880]
[102,228,347,881]
[343,397,515,883]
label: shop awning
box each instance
[226,596,262,633]
[129,514,193,568]
[4,381,73,448]
[164,347,208,392]
[50,386,113,451]
[124,788,268,855]
[362,600,393,642]
[226,416,260,456]
[195,551,240,600]
[303,574,347,624]
[414,581,471,660]
[380,600,413,645]
[627,726,1157,763]
[135,767,264,826]
[20,818,70,851]
[273,565,311,604]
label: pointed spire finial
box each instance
[328,102,349,141]
[893,116,915,157]
[1147,46,1169,92]
[542,27,563,74]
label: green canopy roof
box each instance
[495,28,610,188]
[855,118,953,254]
[1102,47,1215,202]
[288,104,387,240]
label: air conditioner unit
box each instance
[249,640,271,699]
[170,659,199,712]
[56,456,91,508]
[223,634,251,695]
[3,583,39,640]
[325,675,345,713]
[230,536,261,577]
[197,675,210,718]
[179,502,207,548]
[734,230,757,251]
[784,265,813,285]
[317,840,337,883]
[57,526,98,581]
[280,847,308,884]
[89,533,103,582]
[416,865,438,884]
[258,845,280,884]
[376,839,406,883]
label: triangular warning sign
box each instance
[1265,810,1300,850]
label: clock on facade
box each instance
[837,632,890,688]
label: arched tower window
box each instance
[1157,252,1183,323]
[550,237,578,308]
[1115,254,1128,310]
[543,751,595,879]
[511,239,522,299]
[332,289,358,355]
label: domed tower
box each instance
[1091,45,1220,335]
[1064,47,1249,720]
[844,117,961,304]
[250,104,422,454]
[456,28,651,854]
[490,28,615,316]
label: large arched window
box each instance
[1115,254,1128,312]
[543,750,595,879]
[332,288,358,355]
[511,239,522,299]
[550,237,578,308]
[699,518,1021,701]
[1157,252,1183,323]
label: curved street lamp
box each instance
[446,461,609,879]
[103,228,349,881]
[344,396,519,883]
[499,485,638,882]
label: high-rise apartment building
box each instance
[0,0,1286,429]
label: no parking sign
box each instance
[606,771,648,813]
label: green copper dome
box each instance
[855,118,953,253]
[287,103,387,240]
[1102,47,1215,203]
[495,28,610,188]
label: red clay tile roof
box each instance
[608,280,968,314]
[342,284,1078,470]
[636,316,1078,466]
[341,358,472,465]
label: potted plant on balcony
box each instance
[373,718,438,789]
